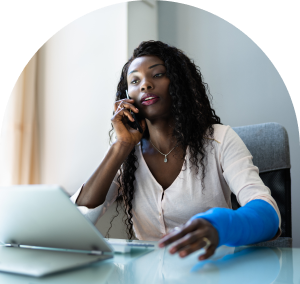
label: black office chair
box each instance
[231,123,292,238]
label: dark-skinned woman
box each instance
[71,41,280,261]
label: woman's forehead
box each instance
[128,55,164,74]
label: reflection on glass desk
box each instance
[0,238,298,284]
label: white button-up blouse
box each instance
[71,124,281,241]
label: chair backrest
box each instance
[232,122,291,237]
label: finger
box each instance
[158,219,200,248]
[158,230,187,248]
[169,231,199,254]
[169,230,205,254]
[115,99,135,106]
[178,236,210,258]
[114,99,136,112]
[159,232,185,248]
[198,244,217,261]
[178,242,202,258]
[114,108,135,122]
[114,99,133,111]
[160,227,179,239]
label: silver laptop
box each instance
[0,185,115,277]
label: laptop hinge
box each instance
[90,250,114,256]
[5,243,20,248]
[2,244,114,257]
[89,250,104,255]
[4,244,111,256]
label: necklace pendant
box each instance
[164,156,168,163]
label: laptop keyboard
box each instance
[107,241,155,253]
[124,243,155,248]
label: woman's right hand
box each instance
[111,99,146,146]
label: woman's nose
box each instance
[140,78,153,92]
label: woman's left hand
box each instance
[158,218,219,261]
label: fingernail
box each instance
[170,248,176,254]
[180,251,186,257]
[158,243,164,248]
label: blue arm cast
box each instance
[190,199,279,247]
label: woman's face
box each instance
[127,55,172,121]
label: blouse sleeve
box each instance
[70,171,121,225]
[220,126,282,235]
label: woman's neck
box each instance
[145,117,177,153]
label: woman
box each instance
[71,41,280,261]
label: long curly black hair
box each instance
[107,41,221,239]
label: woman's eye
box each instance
[131,73,165,84]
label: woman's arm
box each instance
[220,126,281,228]
[158,126,281,260]
[70,179,119,224]
[75,98,146,208]
[190,199,279,246]
[76,141,134,208]
[158,200,279,260]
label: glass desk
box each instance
[0,239,298,283]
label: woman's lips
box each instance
[141,97,160,106]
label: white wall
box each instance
[158,2,300,247]
[37,3,128,238]
[37,1,158,239]
[128,0,158,58]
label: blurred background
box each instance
[0,1,299,246]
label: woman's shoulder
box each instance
[209,124,250,155]
[206,124,232,144]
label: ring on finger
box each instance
[117,102,125,110]
[202,237,211,250]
